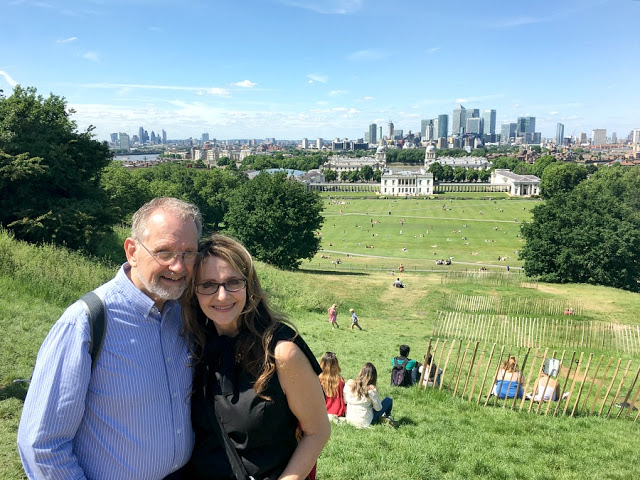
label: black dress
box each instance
[187,321,321,480]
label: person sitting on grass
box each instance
[418,354,442,387]
[391,344,419,386]
[344,363,396,428]
[318,352,346,420]
[492,356,525,399]
[393,278,405,288]
[530,372,559,402]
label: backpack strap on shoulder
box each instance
[80,291,106,371]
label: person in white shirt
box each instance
[344,363,394,428]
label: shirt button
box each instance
[177,429,182,434]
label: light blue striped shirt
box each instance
[17,264,194,480]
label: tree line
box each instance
[0,87,322,270]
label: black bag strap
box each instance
[80,291,106,371]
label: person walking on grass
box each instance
[328,303,339,329]
[349,308,363,330]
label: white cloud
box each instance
[455,98,468,104]
[347,49,390,61]
[231,80,257,88]
[329,89,347,96]
[56,36,77,43]
[277,0,362,15]
[362,96,375,101]
[81,51,100,62]
[307,73,328,84]
[79,82,230,96]
[549,111,559,115]
[427,47,441,53]
[0,70,18,87]
[490,16,543,28]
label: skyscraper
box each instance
[316,138,323,149]
[452,106,466,136]
[592,129,607,146]
[466,118,482,136]
[517,117,536,136]
[469,109,480,118]
[501,123,517,145]
[481,110,496,135]
[555,123,565,145]
[119,133,130,150]
[420,119,429,138]
[369,123,378,144]
[202,133,210,143]
[162,129,167,144]
[110,133,118,144]
[139,126,145,145]
[388,120,394,140]
[437,114,449,139]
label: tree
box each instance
[478,169,491,182]
[428,163,444,182]
[442,165,454,181]
[361,165,374,181]
[453,166,466,182]
[322,169,337,182]
[0,86,115,251]
[466,169,479,182]
[531,154,557,178]
[372,169,381,183]
[224,172,323,269]
[539,162,587,199]
[520,187,640,291]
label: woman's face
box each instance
[196,255,247,337]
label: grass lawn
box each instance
[1,197,639,479]
[307,196,539,273]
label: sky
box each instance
[1,0,639,142]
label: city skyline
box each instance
[1,0,639,142]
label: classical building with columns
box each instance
[423,144,491,170]
[380,169,434,196]
[321,144,387,174]
[491,169,540,196]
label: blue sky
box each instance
[1,0,639,142]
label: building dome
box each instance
[376,144,386,154]
[426,144,436,153]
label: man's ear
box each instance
[124,237,138,266]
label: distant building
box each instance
[436,114,449,139]
[119,132,130,150]
[202,133,209,143]
[162,129,167,144]
[424,144,490,170]
[491,169,540,196]
[110,133,118,144]
[316,138,323,149]
[452,105,466,136]
[369,123,377,144]
[322,145,387,174]
[388,120,394,140]
[482,110,496,136]
[556,123,565,146]
[466,117,482,136]
[501,123,517,145]
[592,129,607,146]
[380,169,434,196]
[301,138,309,149]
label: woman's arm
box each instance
[275,340,331,480]
[368,385,383,411]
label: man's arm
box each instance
[17,304,91,480]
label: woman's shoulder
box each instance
[272,323,321,375]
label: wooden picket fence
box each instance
[440,293,582,316]
[432,311,640,356]
[419,338,640,421]
[440,271,538,289]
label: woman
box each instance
[182,234,330,480]
[318,352,346,418]
[327,304,339,329]
[492,356,525,399]
[531,372,559,402]
[343,363,395,428]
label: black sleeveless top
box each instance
[186,321,321,480]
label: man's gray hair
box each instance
[131,197,202,240]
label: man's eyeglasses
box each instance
[195,278,247,295]
[138,241,199,266]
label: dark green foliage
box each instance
[521,168,640,291]
[224,172,323,269]
[539,162,587,199]
[0,86,115,252]
[530,154,557,178]
[385,149,425,164]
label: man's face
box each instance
[126,210,199,308]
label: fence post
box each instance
[418,338,434,389]
[618,364,640,419]
[478,344,498,405]
[554,351,577,417]
[439,339,457,392]
[571,353,593,417]
[598,358,622,416]
[486,346,507,407]
[469,342,487,402]
[453,341,472,397]
[606,360,632,419]
[462,341,480,400]
[563,352,585,416]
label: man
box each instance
[391,344,419,387]
[18,197,202,480]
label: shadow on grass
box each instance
[0,381,28,402]
[298,269,370,277]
